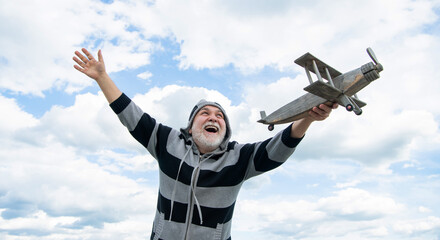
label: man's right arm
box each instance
[73,48,172,160]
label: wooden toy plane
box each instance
[258,47,384,131]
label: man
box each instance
[73,48,337,240]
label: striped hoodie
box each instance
[110,93,303,240]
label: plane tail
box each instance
[258,111,267,123]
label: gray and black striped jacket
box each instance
[110,93,302,240]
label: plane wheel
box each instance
[345,104,353,112]
[268,124,274,131]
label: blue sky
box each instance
[1,0,440,239]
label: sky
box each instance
[1,0,440,239]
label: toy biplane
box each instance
[258,47,384,131]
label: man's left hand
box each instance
[307,102,338,121]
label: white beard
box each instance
[191,122,226,153]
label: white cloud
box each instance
[0,0,155,96]
[0,95,38,135]
[335,180,361,189]
[0,92,158,238]
[137,71,153,82]
[95,149,157,173]
[318,188,403,220]
[0,140,157,239]
[147,0,440,72]
[419,206,432,213]
[393,216,440,236]
[234,188,407,239]
[11,92,142,153]
[0,210,78,235]
[240,198,325,223]
[2,0,439,100]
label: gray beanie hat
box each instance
[180,99,232,151]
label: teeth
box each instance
[205,125,218,132]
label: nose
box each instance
[208,115,217,122]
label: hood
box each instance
[180,99,232,153]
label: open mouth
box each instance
[204,125,219,133]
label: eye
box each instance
[216,113,224,119]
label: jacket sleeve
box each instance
[109,93,164,159]
[243,124,303,180]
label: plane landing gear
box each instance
[268,124,274,131]
[345,104,353,112]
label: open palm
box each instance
[73,48,106,80]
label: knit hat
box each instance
[180,99,232,151]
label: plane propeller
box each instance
[367,47,383,72]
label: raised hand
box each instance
[73,48,106,81]
[73,48,121,103]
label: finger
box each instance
[73,64,85,72]
[98,49,104,63]
[310,107,325,118]
[75,50,88,63]
[73,56,86,67]
[309,110,325,120]
[317,105,332,118]
[82,48,95,60]
[317,104,331,114]
[82,48,95,61]
[323,101,338,109]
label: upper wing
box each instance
[294,52,342,80]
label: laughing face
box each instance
[189,105,227,154]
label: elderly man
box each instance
[73,48,337,240]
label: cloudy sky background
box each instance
[1,0,440,239]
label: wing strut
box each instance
[325,67,336,87]
[312,60,324,82]
[304,63,314,84]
